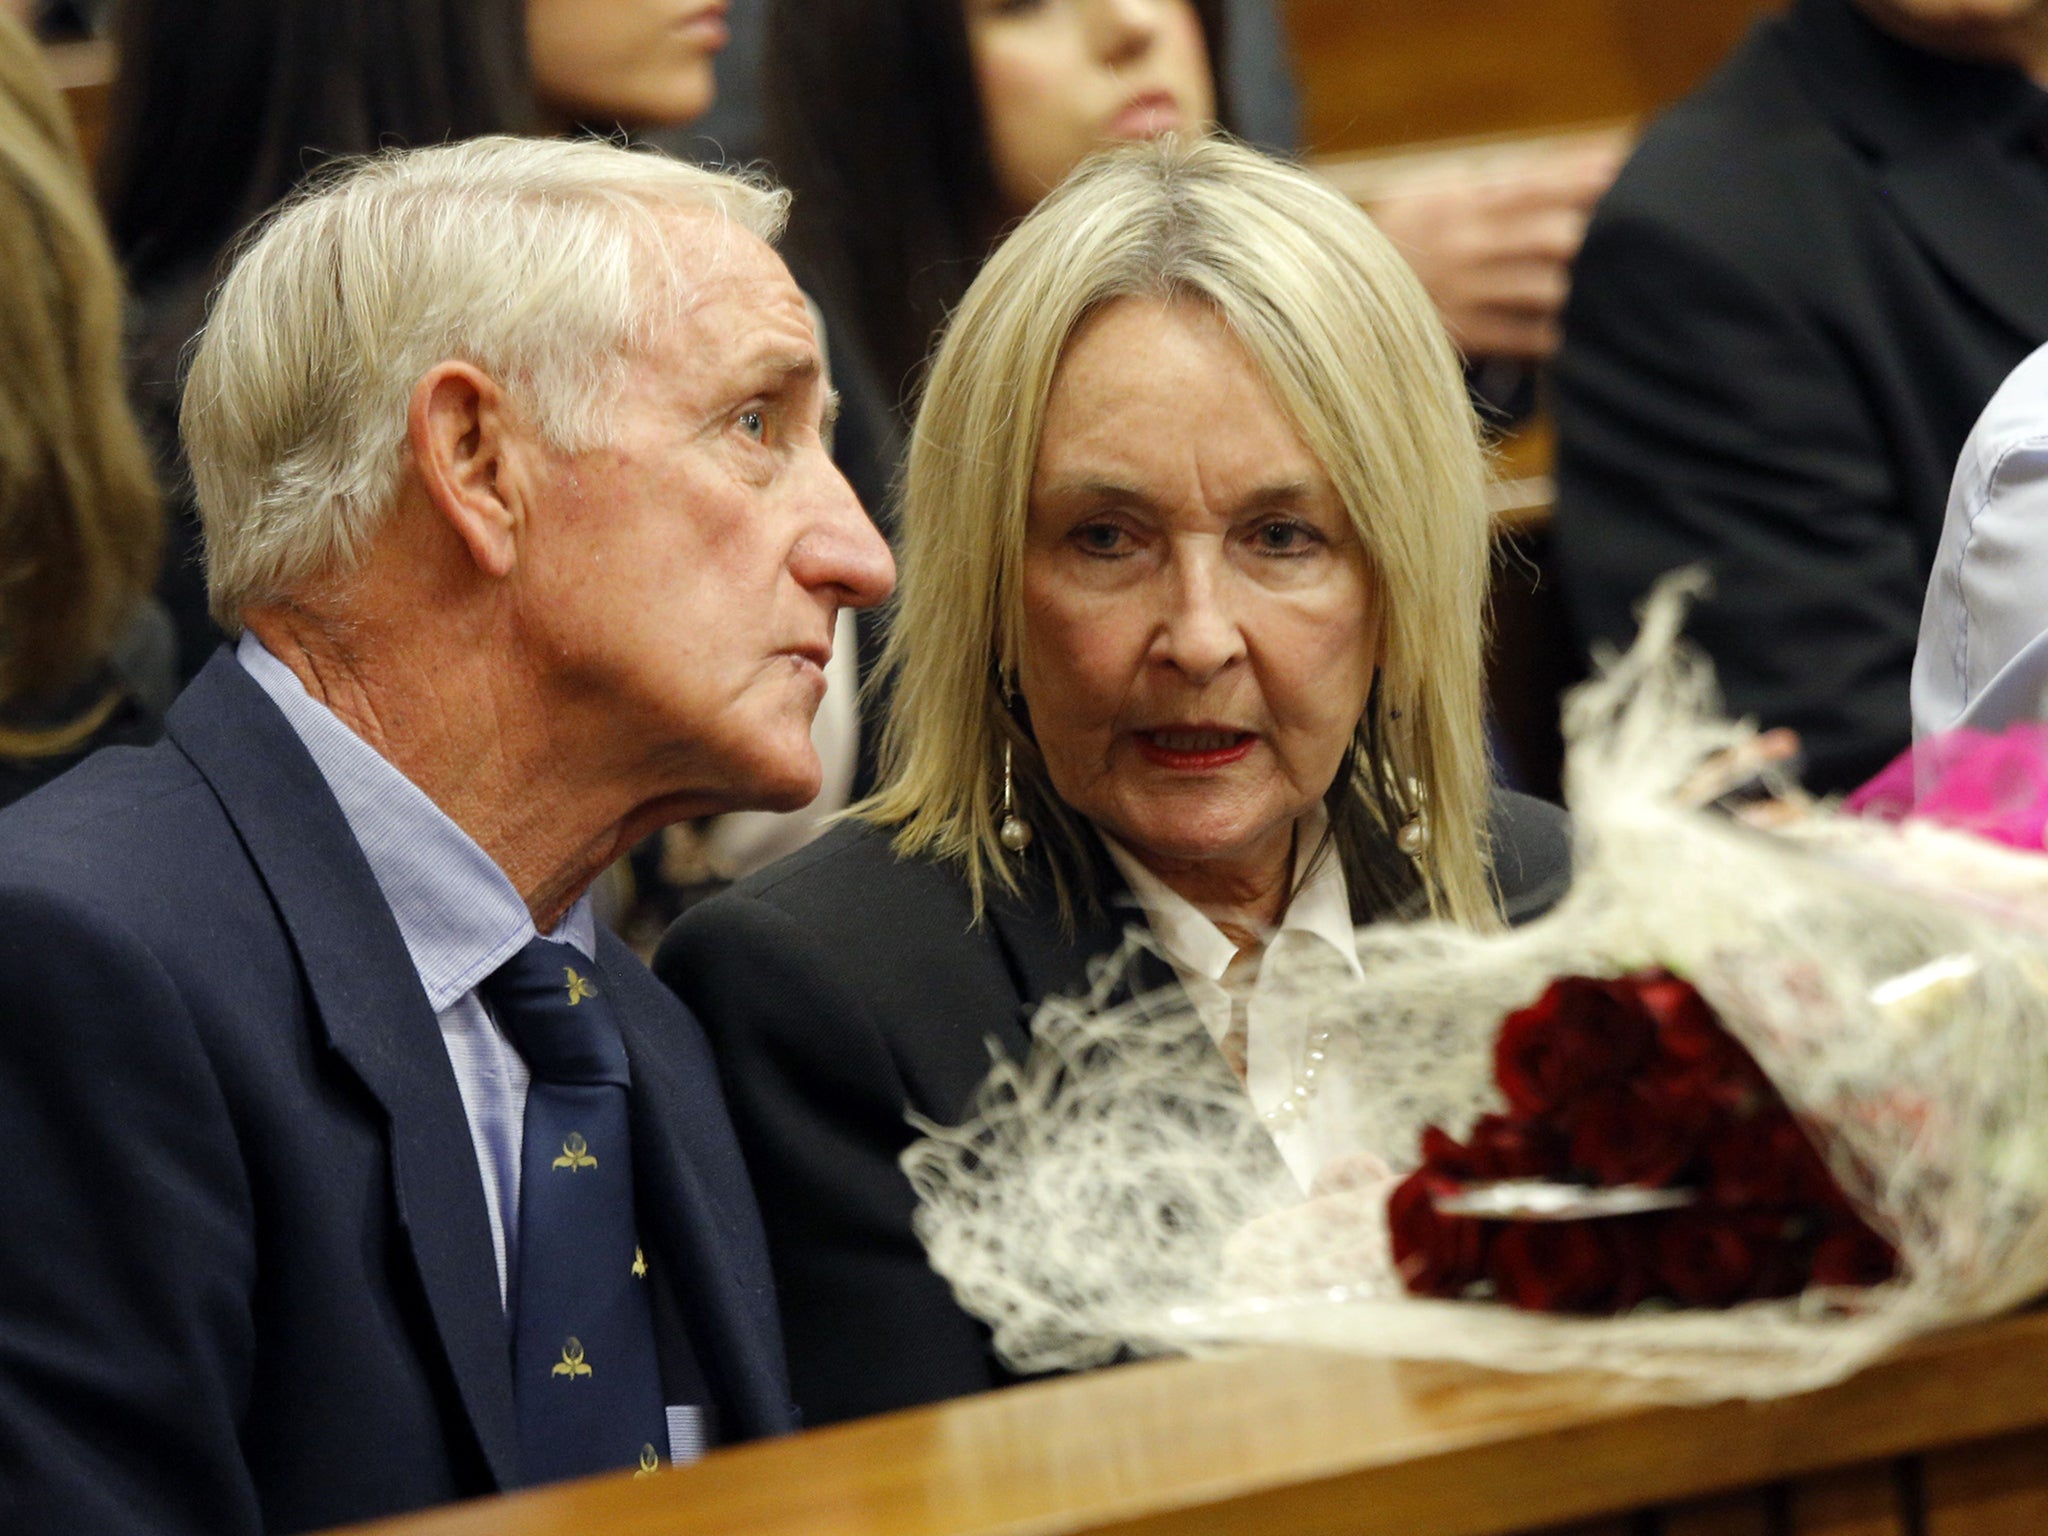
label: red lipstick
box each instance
[1134,728,1256,771]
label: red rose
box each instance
[1495,976,1659,1120]
[1641,978,1770,1117]
[1811,1218,1900,1288]
[1607,1215,1664,1312]
[1654,1210,1791,1306]
[1567,1088,1698,1188]
[1417,1123,1477,1180]
[1466,1112,1569,1180]
[1487,1219,1627,1313]
[1387,1169,1489,1297]
[1629,969,1708,1032]
[1703,1109,1838,1210]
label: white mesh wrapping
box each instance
[902,579,2048,1401]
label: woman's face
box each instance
[1018,297,1379,903]
[965,0,1216,216]
[527,0,729,131]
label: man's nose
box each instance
[800,464,895,610]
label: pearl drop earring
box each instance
[1396,776,1428,858]
[999,741,1033,853]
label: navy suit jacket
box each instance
[0,653,794,1536]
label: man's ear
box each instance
[407,362,532,580]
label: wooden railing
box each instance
[1287,0,1781,155]
[42,35,109,166]
[327,1309,2048,1536]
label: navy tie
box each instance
[480,939,668,1485]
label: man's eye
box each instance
[738,409,767,441]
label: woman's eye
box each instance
[1071,520,1130,556]
[1250,519,1320,555]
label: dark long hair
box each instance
[101,0,535,294]
[765,0,1232,430]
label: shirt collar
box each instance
[237,633,594,1009]
[1101,806,1365,984]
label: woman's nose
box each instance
[1088,0,1161,65]
[1152,547,1245,684]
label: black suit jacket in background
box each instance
[0,655,795,1536]
[1551,0,2048,794]
[656,793,1571,1428]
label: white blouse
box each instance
[1101,809,1366,1190]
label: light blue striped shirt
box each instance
[239,633,594,1307]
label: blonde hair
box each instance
[865,135,1497,929]
[0,11,161,749]
[183,134,789,627]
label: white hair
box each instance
[182,134,790,626]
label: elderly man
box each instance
[0,136,892,1535]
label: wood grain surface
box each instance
[1285,0,1782,155]
[325,1311,2048,1536]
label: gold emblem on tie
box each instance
[552,1337,593,1378]
[632,1246,648,1279]
[553,1132,598,1171]
[635,1443,661,1477]
[563,967,596,1005]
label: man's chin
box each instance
[698,753,824,818]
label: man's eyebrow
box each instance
[744,351,823,392]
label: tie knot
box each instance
[479,937,631,1087]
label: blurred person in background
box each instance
[767,0,1616,537]
[0,9,168,808]
[101,0,733,685]
[1553,0,2048,795]
[670,0,1302,166]
[1913,339,2048,738]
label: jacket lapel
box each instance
[1881,146,2048,344]
[984,873,1175,1050]
[166,654,522,1488]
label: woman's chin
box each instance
[1101,808,1297,882]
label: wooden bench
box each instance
[323,1309,2048,1536]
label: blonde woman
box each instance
[0,10,165,807]
[659,136,1571,1426]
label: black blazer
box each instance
[0,654,795,1536]
[656,792,1570,1427]
[1551,0,2048,794]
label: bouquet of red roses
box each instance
[903,581,2048,1402]
[1390,969,1897,1314]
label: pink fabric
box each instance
[1845,725,2048,850]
